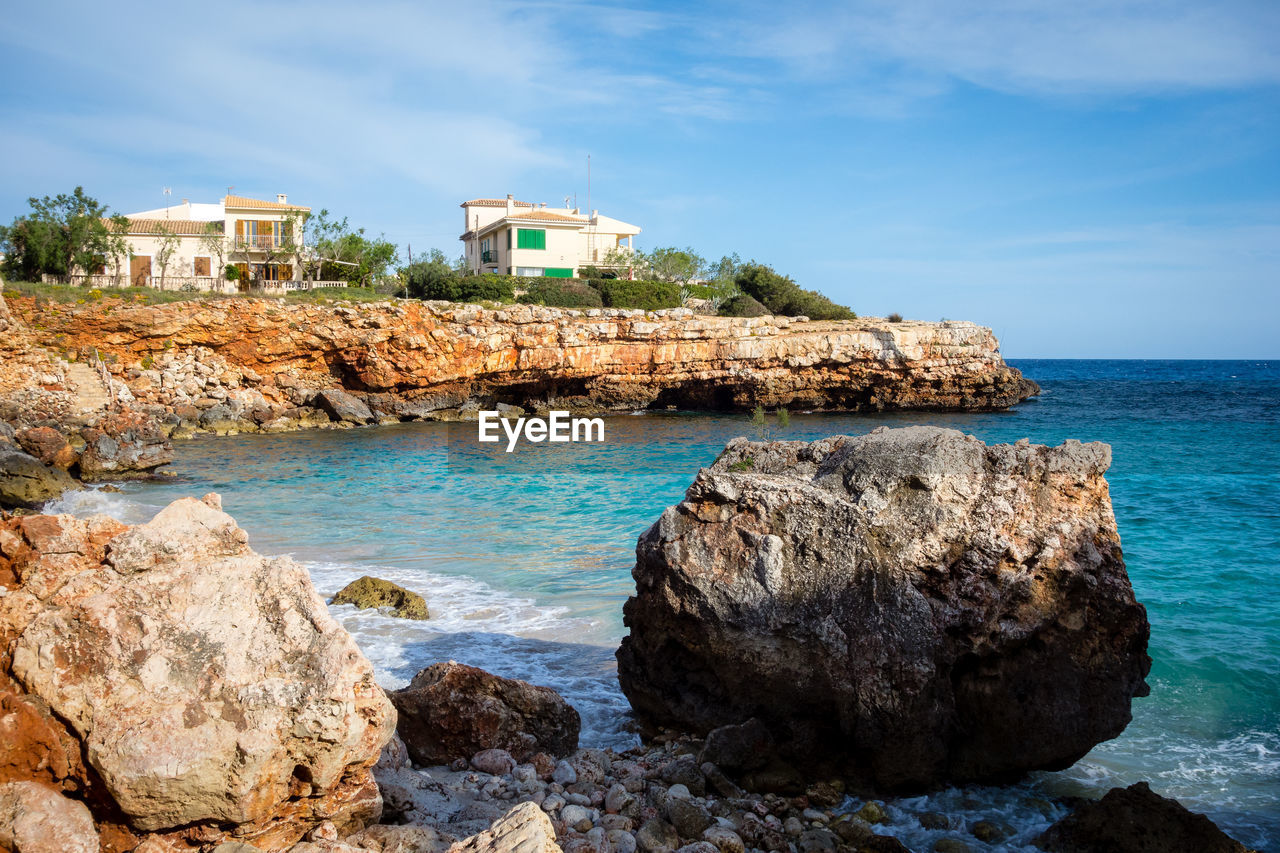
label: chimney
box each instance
[277,193,288,204]
[539,202,546,209]
[506,194,514,214]
[591,209,598,221]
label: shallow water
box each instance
[49,359,1280,851]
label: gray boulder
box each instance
[617,426,1151,789]
[311,389,374,424]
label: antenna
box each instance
[163,187,171,218]
[587,154,591,220]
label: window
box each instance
[194,257,211,276]
[516,228,546,250]
[506,229,511,250]
[516,267,544,277]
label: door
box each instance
[131,255,151,288]
[194,256,211,277]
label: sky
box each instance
[1,0,1277,357]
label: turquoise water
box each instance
[51,359,1280,851]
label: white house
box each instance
[104,194,314,290]
[459,195,641,278]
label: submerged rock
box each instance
[1036,781,1259,853]
[617,426,1151,789]
[331,575,430,620]
[0,448,75,509]
[0,494,395,849]
[389,662,581,765]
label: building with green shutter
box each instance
[459,194,642,278]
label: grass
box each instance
[2,280,394,307]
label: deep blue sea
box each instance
[51,359,1280,851]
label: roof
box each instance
[460,198,536,208]
[223,194,310,211]
[474,210,588,239]
[111,218,224,236]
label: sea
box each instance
[48,359,1280,852]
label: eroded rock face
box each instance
[390,663,581,765]
[1036,782,1258,853]
[617,426,1151,789]
[0,495,395,848]
[14,298,1037,429]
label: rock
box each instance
[562,803,594,832]
[918,812,950,830]
[1036,781,1259,852]
[699,719,773,773]
[331,575,430,619]
[617,427,1151,788]
[855,838,911,853]
[667,797,713,840]
[312,389,374,425]
[637,818,680,853]
[0,449,75,509]
[471,748,517,776]
[797,829,839,853]
[699,763,743,799]
[345,823,454,853]
[659,756,706,797]
[390,662,580,765]
[932,840,971,853]
[610,829,639,853]
[554,760,579,786]
[855,802,889,825]
[77,410,173,480]
[0,781,98,853]
[675,843,718,853]
[970,819,1011,843]
[1,497,395,848]
[702,826,745,853]
[449,801,560,853]
[14,428,77,470]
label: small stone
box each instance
[609,829,638,853]
[542,793,566,812]
[675,843,718,853]
[602,814,634,831]
[702,826,746,853]
[607,783,634,813]
[970,820,1012,843]
[855,801,889,825]
[554,759,579,786]
[796,828,838,853]
[783,817,804,837]
[563,804,594,832]
[668,797,713,840]
[801,809,827,823]
[637,818,680,853]
[666,783,692,801]
[472,748,517,776]
[933,839,972,853]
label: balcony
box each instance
[481,250,496,264]
[234,235,286,250]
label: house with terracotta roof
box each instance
[460,195,641,278]
[111,194,313,289]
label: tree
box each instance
[305,209,399,286]
[600,245,644,280]
[198,221,228,281]
[0,187,118,281]
[153,224,180,290]
[646,246,706,286]
[402,249,460,300]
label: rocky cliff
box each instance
[617,426,1152,791]
[11,297,1036,436]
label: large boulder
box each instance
[617,426,1151,789]
[312,389,375,425]
[14,427,78,470]
[77,410,173,480]
[0,495,396,849]
[448,802,560,853]
[1036,782,1259,852]
[389,662,580,765]
[332,575,430,620]
[0,448,75,509]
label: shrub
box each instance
[734,263,855,320]
[517,279,603,308]
[224,264,240,281]
[456,275,515,303]
[592,279,680,310]
[719,292,769,317]
[888,312,903,323]
[403,258,461,300]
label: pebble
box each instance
[554,760,579,786]
[562,804,594,832]
[542,793,566,813]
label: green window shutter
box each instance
[517,228,547,250]
[545,267,573,278]
[507,229,511,249]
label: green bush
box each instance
[719,292,769,317]
[456,274,515,302]
[517,279,603,308]
[734,263,855,320]
[591,279,680,310]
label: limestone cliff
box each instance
[12,298,1036,433]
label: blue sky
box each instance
[2,0,1277,357]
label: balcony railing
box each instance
[481,250,496,263]
[234,235,286,249]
